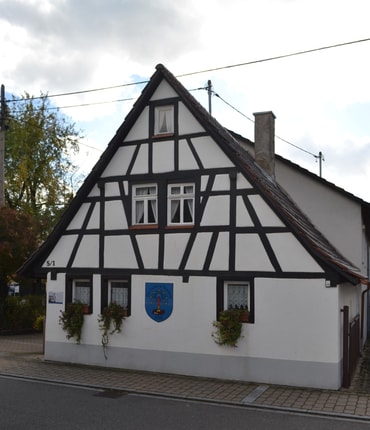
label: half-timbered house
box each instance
[19,64,369,390]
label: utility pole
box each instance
[0,84,5,208]
[207,80,212,114]
[317,151,324,178]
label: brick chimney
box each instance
[253,111,276,178]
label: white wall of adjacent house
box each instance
[275,161,365,274]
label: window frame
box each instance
[65,276,93,315]
[154,105,174,136]
[132,183,158,226]
[217,278,254,323]
[224,281,250,311]
[101,276,131,316]
[167,183,195,226]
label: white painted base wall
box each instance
[45,273,350,390]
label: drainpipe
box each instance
[361,280,370,341]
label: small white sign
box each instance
[48,291,64,304]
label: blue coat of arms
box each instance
[145,283,173,322]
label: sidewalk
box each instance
[1,333,370,419]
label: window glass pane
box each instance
[183,199,193,222]
[74,281,90,305]
[227,283,248,309]
[148,200,157,223]
[111,286,128,308]
[170,186,181,195]
[148,186,157,195]
[184,185,194,194]
[135,201,144,223]
[135,187,147,196]
[157,107,173,134]
[171,200,180,222]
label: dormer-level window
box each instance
[133,184,157,225]
[168,183,194,225]
[155,105,174,135]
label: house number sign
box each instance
[145,282,173,322]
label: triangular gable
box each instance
[18,64,367,285]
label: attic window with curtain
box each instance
[154,105,174,135]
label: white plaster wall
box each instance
[113,275,217,352]
[87,204,100,229]
[45,274,218,353]
[125,107,149,141]
[105,201,128,230]
[192,136,234,169]
[105,182,120,197]
[45,273,67,345]
[136,234,159,269]
[101,146,136,177]
[131,144,149,175]
[42,235,78,269]
[104,236,138,268]
[339,282,361,320]
[66,203,90,230]
[235,234,274,271]
[178,139,200,170]
[249,278,341,363]
[248,195,284,227]
[72,235,99,268]
[267,232,323,272]
[153,140,174,173]
[45,274,107,348]
[201,195,230,226]
[276,162,364,270]
[150,80,178,100]
[178,102,205,135]
[44,273,343,388]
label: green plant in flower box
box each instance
[212,309,243,347]
[98,302,126,358]
[59,301,85,344]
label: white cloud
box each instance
[1,0,370,201]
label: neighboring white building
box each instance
[19,64,370,390]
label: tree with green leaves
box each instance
[4,93,82,238]
[0,93,82,300]
[0,206,39,298]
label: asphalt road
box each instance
[1,376,369,429]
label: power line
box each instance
[44,96,136,111]
[177,37,370,77]
[6,36,370,104]
[8,81,148,103]
[213,91,319,159]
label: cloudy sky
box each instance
[1,0,370,201]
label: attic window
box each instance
[154,105,173,135]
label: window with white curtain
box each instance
[167,183,194,225]
[224,282,250,311]
[73,279,92,305]
[109,280,129,309]
[133,184,157,225]
[154,105,174,135]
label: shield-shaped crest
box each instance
[145,282,173,322]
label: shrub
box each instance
[0,295,45,332]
